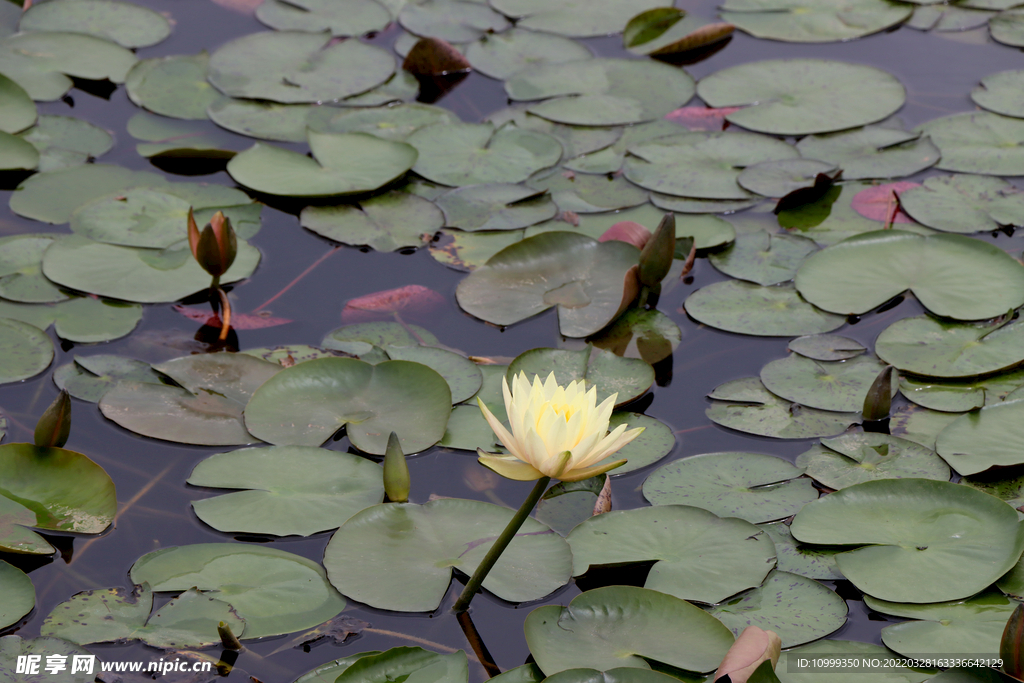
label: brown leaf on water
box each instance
[341,284,445,323]
[403,38,470,76]
[559,210,580,226]
[173,305,292,330]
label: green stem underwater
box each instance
[452,476,551,613]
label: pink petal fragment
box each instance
[665,106,742,131]
[341,285,445,323]
[173,305,292,329]
[850,182,920,224]
[599,221,652,250]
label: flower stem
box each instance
[216,287,232,341]
[453,476,551,614]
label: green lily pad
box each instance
[301,191,444,251]
[651,194,762,214]
[891,405,960,450]
[791,478,1024,602]
[208,99,320,143]
[936,398,1024,474]
[429,229,524,271]
[972,69,1024,118]
[991,9,1024,46]
[526,169,648,214]
[0,130,35,170]
[465,29,591,80]
[759,522,843,580]
[0,561,34,630]
[738,160,838,198]
[524,585,734,675]
[563,120,679,175]
[789,334,866,361]
[795,230,1024,320]
[407,123,560,186]
[624,132,798,200]
[0,636,99,683]
[19,115,113,171]
[0,234,66,303]
[127,112,237,159]
[535,476,607,537]
[588,308,681,365]
[324,498,572,611]
[489,106,623,159]
[490,0,670,37]
[70,188,192,248]
[323,321,439,352]
[796,432,950,489]
[0,297,142,343]
[899,174,1024,233]
[625,9,734,57]
[760,353,890,413]
[399,0,509,42]
[900,366,1024,412]
[709,229,817,286]
[438,403,499,452]
[527,205,735,250]
[382,344,482,403]
[130,543,346,639]
[506,346,653,406]
[338,70,419,108]
[42,584,246,649]
[20,0,170,48]
[244,357,452,454]
[0,31,137,96]
[777,641,932,683]
[707,570,847,648]
[875,315,1024,378]
[0,442,116,554]
[505,59,695,126]
[125,52,221,121]
[642,452,816,523]
[435,184,557,231]
[100,353,282,446]
[567,505,777,604]
[697,60,905,136]
[706,377,860,439]
[208,31,395,104]
[256,0,392,36]
[795,125,941,180]
[53,354,163,403]
[685,281,846,337]
[865,591,1016,659]
[456,232,639,338]
[311,103,456,141]
[468,363,510,423]
[0,318,53,385]
[719,0,912,42]
[188,445,384,537]
[293,652,384,683]
[910,3,995,30]
[0,73,34,134]
[917,111,1024,175]
[332,648,468,683]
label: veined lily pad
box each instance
[706,377,859,439]
[506,346,653,406]
[891,405,960,450]
[407,123,560,186]
[0,319,53,385]
[126,53,221,121]
[525,586,734,675]
[430,229,524,271]
[623,131,798,200]
[0,561,33,629]
[0,636,98,683]
[738,159,838,198]
[208,31,395,104]
[796,432,950,489]
[20,0,170,48]
[505,59,695,126]
[760,353,890,413]
[244,357,452,454]
[332,648,468,683]
[465,29,591,80]
[324,499,571,611]
[899,174,1024,233]
[0,442,116,554]
[791,478,1024,602]
[42,584,245,649]
[707,570,847,648]
[188,446,384,537]
[709,229,817,286]
[789,334,866,361]
[0,297,142,343]
[795,230,1024,320]
[795,125,940,180]
[567,505,776,604]
[875,316,1024,378]
[864,591,1017,659]
[256,0,392,36]
[642,452,816,523]
[0,234,66,303]
[436,184,557,231]
[697,60,905,136]
[759,522,843,580]
[455,232,639,338]
[900,367,1024,412]
[398,0,509,42]
[936,398,1024,474]
[685,281,846,337]
[100,353,282,446]
[588,308,681,365]
[917,111,1024,175]
[526,170,647,214]
[19,115,113,172]
[301,191,444,251]
[228,132,416,197]
[130,543,346,639]
[719,0,912,42]
[776,640,931,683]
[53,355,162,402]
[489,0,671,38]
[972,69,1024,118]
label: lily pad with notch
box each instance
[435,184,557,231]
[398,0,509,43]
[0,297,142,344]
[489,0,671,38]
[917,111,1024,175]
[0,319,52,385]
[795,124,940,180]
[901,173,1024,234]
[465,29,591,80]
[382,344,482,404]
[301,191,444,252]
[738,160,839,199]
[972,69,1024,118]
[526,169,647,215]
[685,281,846,337]
[900,366,1024,412]
[935,398,1024,474]
[53,354,163,403]
[127,113,237,159]
[890,405,959,450]
[19,0,171,48]
[126,52,221,121]
[719,0,913,42]
[706,377,860,439]
[312,103,458,141]
[789,334,866,361]
[796,432,950,489]
[709,228,817,286]
[506,345,653,406]
[990,9,1024,47]
[429,228,524,272]
[322,321,439,353]
[0,31,137,100]
[324,498,572,611]
[759,522,843,580]
[19,115,113,172]
[875,315,1024,378]
[488,106,622,160]
[255,0,392,36]
[760,353,891,413]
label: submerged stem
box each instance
[216,287,232,341]
[452,476,550,613]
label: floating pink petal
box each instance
[850,182,920,224]
[341,285,445,323]
[599,221,651,250]
[665,106,741,131]
[173,305,292,329]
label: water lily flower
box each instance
[476,372,643,483]
[188,208,237,280]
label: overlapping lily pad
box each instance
[796,432,950,489]
[790,334,866,361]
[407,123,560,186]
[256,0,391,36]
[244,357,452,454]
[506,346,653,406]
[709,229,817,286]
[398,0,509,42]
[0,561,34,629]
[53,355,162,402]
[465,29,591,80]
[430,228,524,271]
[489,106,623,159]
[706,377,859,439]
[791,478,1024,602]
[524,586,734,675]
[130,543,346,639]
[301,191,444,251]
[719,0,913,42]
[20,0,171,48]
[759,522,843,580]
[737,159,837,199]
[795,125,940,180]
[0,636,98,683]
[776,640,931,683]
[324,499,572,611]
[0,319,53,385]
[382,344,482,403]
[567,505,777,603]
[333,649,468,683]
[0,297,142,343]
[489,0,670,38]
[876,316,1024,378]
[314,103,458,141]
[127,112,237,159]
[935,398,1024,474]
[795,230,1024,320]
[685,281,846,337]
[0,31,137,99]
[456,232,639,337]
[0,131,37,170]
[505,59,695,126]
[760,354,889,413]
[0,74,34,135]
[0,234,66,303]
[125,53,220,120]
[588,308,681,365]
[642,452,816,523]
[900,367,1024,412]
[19,115,113,171]
[436,184,557,231]
[697,60,905,135]
[526,170,647,214]
[917,111,1024,174]
[899,174,1024,233]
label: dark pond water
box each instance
[4,0,1024,681]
